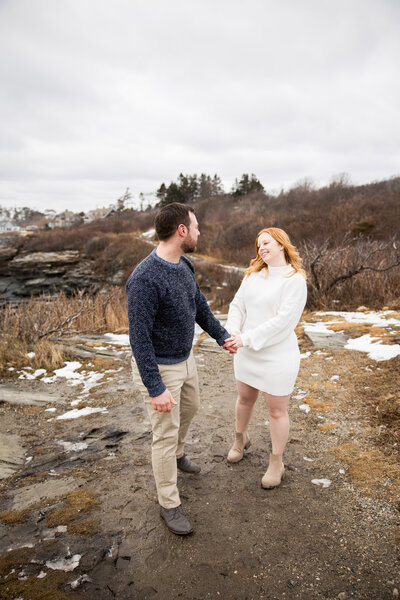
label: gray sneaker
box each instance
[160,505,193,535]
[177,454,201,473]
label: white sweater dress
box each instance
[225,264,307,396]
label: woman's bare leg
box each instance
[264,392,291,454]
[235,380,259,432]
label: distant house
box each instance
[84,207,111,223]
[48,210,82,229]
[0,219,20,231]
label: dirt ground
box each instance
[0,325,399,600]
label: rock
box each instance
[356,305,369,312]
[0,384,62,407]
[0,433,25,479]
[9,251,81,271]
[393,589,399,597]
[1,250,100,303]
[305,331,349,348]
[337,593,347,600]
[0,245,18,264]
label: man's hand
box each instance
[151,389,178,412]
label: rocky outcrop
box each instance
[0,250,100,303]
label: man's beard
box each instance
[181,238,197,254]
[182,239,197,253]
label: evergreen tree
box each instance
[156,183,167,205]
[212,173,224,195]
[165,182,186,205]
[232,173,264,196]
[199,173,213,199]
[156,172,224,206]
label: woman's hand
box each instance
[223,334,243,352]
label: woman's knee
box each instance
[237,394,257,407]
[268,405,288,420]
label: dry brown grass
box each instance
[317,423,338,432]
[327,322,373,335]
[329,442,400,505]
[305,397,335,413]
[0,287,128,376]
[0,508,30,524]
[46,488,100,530]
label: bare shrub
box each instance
[21,210,156,254]
[92,234,153,280]
[0,287,129,376]
[302,238,400,309]
[193,260,243,311]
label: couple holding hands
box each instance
[127,202,307,535]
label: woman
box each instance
[223,227,307,488]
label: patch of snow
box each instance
[80,371,105,395]
[42,361,82,383]
[56,407,107,420]
[330,375,340,381]
[69,574,91,589]
[26,352,35,358]
[299,403,310,413]
[46,554,81,572]
[300,351,311,359]
[142,228,155,238]
[19,368,46,380]
[45,407,57,412]
[345,334,400,361]
[104,333,130,346]
[25,456,33,463]
[312,478,331,488]
[311,373,319,377]
[325,356,334,361]
[317,310,400,327]
[339,468,345,474]
[37,571,47,578]
[58,440,88,452]
[303,457,314,462]
[303,322,334,335]
[7,543,34,552]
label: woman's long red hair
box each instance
[244,227,306,279]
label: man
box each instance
[126,202,231,535]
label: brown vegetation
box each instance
[329,442,400,505]
[22,210,154,253]
[4,175,400,311]
[0,288,128,377]
[46,489,101,532]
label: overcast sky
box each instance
[1,0,399,213]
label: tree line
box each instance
[156,172,264,206]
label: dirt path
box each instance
[0,328,399,600]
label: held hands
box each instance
[151,389,178,412]
[223,334,243,353]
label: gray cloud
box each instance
[0,0,399,211]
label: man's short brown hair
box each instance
[155,203,195,241]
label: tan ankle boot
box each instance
[261,453,285,488]
[227,432,251,463]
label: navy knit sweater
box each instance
[126,249,229,397]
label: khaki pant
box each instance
[131,350,200,508]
